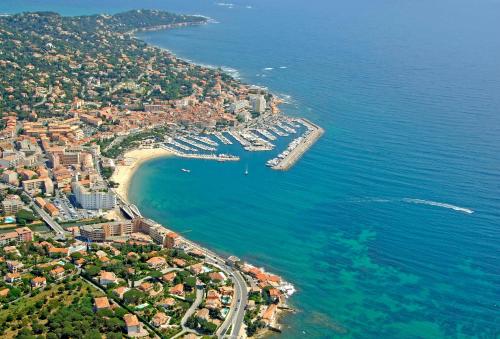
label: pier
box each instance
[254,128,277,141]
[269,119,324,170]
[165,137,197,152]
[228,131,251,147]
[189,134,219,147]
[269,125,288,137]
[176,136,217,151]
[160,144,239,161]
[212,132,232,145]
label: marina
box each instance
[267,119,324,170]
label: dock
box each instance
[190,134,219,147]
[270,119,324,170]
[254,128,277,141]
[269,126,288,137]
[176,136,217,152]
[160,144,239,162]
[213,132,232,145]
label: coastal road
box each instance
[181,238,248,338]
[217,269,248,338]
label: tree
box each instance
[123,289,145,305]
[16,209,37,224]
[185,276,196,289]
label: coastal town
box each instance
[0,9,321,338]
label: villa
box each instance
[124,314,142,336]
[94,296,111,311]
[146,256,166,269]
[169,283,184,296]
[99,271,118,286]
[152,311,170,327]
[50,266,65,280]
[31,276,47,289]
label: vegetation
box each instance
[15,209,38,225]
[0,278,126,338]
[0,10,208,116]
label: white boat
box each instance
[244,165,249,175]
[181,168,191,173]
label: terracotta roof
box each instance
[94,296,110,309]
[147,256,166,266]
[158,297,176,307]
[50,266,65,275]
[262,304,277,321]
[124,313,140,327]
[162,271,176,282]
[169,283,184,295]
[152,311,169,325]
[32,276,46,284]
[139,282,153,291]
[49,247,69,255]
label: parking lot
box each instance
[52,193,100,222]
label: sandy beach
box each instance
[110,148,172,203]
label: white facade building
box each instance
[250,95,266,113]
[72,181,116,210]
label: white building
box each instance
[250,94,266,113]
[72,181,116,210]
[229,100,249,114]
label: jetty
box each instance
[212,132,232,145]
[165,137,197,152]
[176,136,217,151]
[269,126,288,137]
[254,128,277,141]
[190,134,219,147]
[161,144,239,161]
[228,131,251,147]
[268,119,324,170]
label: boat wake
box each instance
[402,198,474,214]
[349,197,474,215]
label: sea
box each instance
[2,0,499,337]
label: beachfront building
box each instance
[80,220,133,242]
[132,218,181,248]
[72,180,116,210]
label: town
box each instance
[0,9,320,338]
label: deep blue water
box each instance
[3,0,500,337]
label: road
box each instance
[31,203,65,235]
[181,286,204,328]
[216,268,248,338]
[180,238,248,338]
[171,286,205,339]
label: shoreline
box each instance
[110,147,173,203]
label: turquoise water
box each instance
[2,0,500,337]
